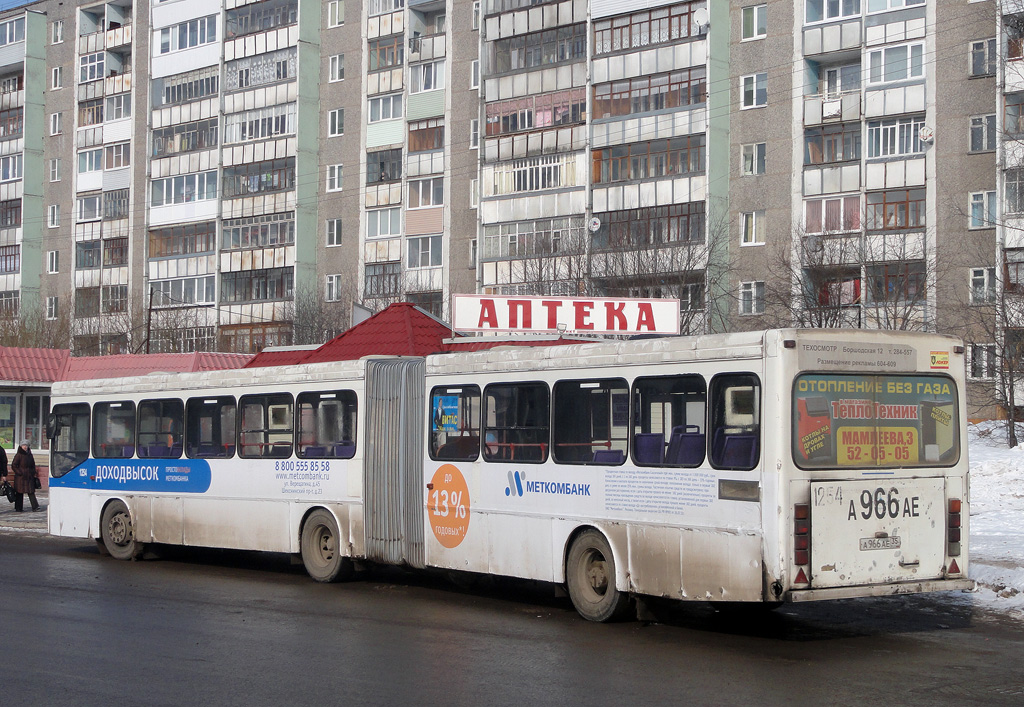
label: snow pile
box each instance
[966,421,1024,616]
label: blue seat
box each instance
[665,426,704,466]
[592,449,624,464]
[333,442,356,459]
[720,434,758,469]
[268,442,292,458]
[633,432,664,464]
[304,445,326,457]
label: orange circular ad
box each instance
[427,464,471,548]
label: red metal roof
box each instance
[60,352,252,381]
[242,345,320,369]
[0,346,70,384]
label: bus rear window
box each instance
[792,373,959,469]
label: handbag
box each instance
[0,479,14,503]
[33,475,41,490]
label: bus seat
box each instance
[304,445,326,457]
[122,445,135,458]
[169,444,182,457]
[592,449,624,464]
[333,442,355,458]
[148,444,170,457]
[634,433,664,464]
[666,426,703,466]
[268,442,292,458]
[720,435,758,469]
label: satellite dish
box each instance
[693,8,709,31]
[918,126,934,143]
[589,216,602,232]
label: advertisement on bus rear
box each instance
[792,373,958,469]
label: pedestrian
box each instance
[10,439,40,512]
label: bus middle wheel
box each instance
[100,500,142,561]
[300,509,353,583]
[566,529,631,622]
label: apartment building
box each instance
[0,0,1015,415]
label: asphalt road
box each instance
[2,532,1022,707]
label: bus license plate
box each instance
[859,536,901,551]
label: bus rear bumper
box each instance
[787,578,976,602]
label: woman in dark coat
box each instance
[10,440,39,512]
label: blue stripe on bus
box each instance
[50,459,212,493]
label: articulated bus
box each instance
[46,329,973,621]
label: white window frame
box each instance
[866,0,925,13]
[408,176,444,209]
[369,94,403,122]
[46,296,58,321]
[804,0,861,25]
[410,59,446,94]
[970,114,996,153]
[0,154,22,182]
[326,218,342,246]
[868,42,924,84]
[105,142,131,170]
[741,4,767,41]
[367,207,402,238]
[48,205,59,228]
[326,274,343,302]
[470,119,479,149]
[77,195,102,222]
[740,210,765,245]
[740,281,766,315]
[470,60,479,89]
[79,52,104,83]
[106,94,131,121]
[158,15,218,55]
[473,1,480,30]
[867,115,925,158]
[970,38,997,77]
[329,54,345,82]
[470,178,478,209]
[49,158,60,182]
[49,112,62,135]
[46,250,59,274]
[51,66,63,90]
[327,164,343,192]
[328,1,345,28]
[970,267,997,304]
[741,73,767,108]
[970,191,997,229]
[51,20,64,45]
[328,108,344,137]
[78,148,103,174]
[741,143,766,175]
[407,234,442,268]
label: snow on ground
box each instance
[965,421,1024,617]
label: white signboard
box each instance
[796,340,918,372]
[452,295,681,335]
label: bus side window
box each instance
[631,375,706,467]
[297,390,358,459]
[483,382,549,463]
[429,385,481,461]
[185,396,237,459]
[709,374,761,471]
[50,403,90,477]
[137,398,184,459]
[239,393,294,459]
[92,401,137,459]
[552,378,628,465]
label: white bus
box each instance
[46,329,972,621]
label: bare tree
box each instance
[288,282,355,346]
[0,299,72,349]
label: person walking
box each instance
[10,439,40,512]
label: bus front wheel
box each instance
[100,500,142,561]
[566,529,631,622]
[300,509,353,583]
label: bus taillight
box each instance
[794,503,810,576]
[948,498,961,558]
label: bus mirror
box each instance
[46,414,61,440]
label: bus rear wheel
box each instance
[566,529,631,622]
[100,500,141,561]
[301,509,353,583]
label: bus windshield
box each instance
[792,373,959,469]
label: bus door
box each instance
[364,359,426,568]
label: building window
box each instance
[222,214,294,250]
[470,178,478,209]
[741,73,767,108]
[153,275,217,306]
[592,136,705,184]
[150,221,218,257]
[367,149,402,184]
[0,154,21,182]
[470,118,479,148]
[49,112,62,135]
[969,343,997,379]
[593,70,704,120]
[49,158,60,182]
[0,290,19,316]
[410,59,445,93]
[328,0,345,28]
[364,262,401,298]
[104,189,130,221]
[492,24,586,72]
[971,267,997,304]
[102,285,128,314]
[328,108,344,136]
[223,104,295,144]
[48,205,59,228]
[593,5,698,56]
[804,123,861,164]
[1007,169,1024,214]
[481,216,586,259]
[469,238,477,268]
[741,211,765,245]
[866,115,925,157]
[224,48,296,92]
[595,202,705,247]
[470,60,479,89]
[740,281,765,315]
[409,177,443,208]
[741,143,766,175]
[326,275,343,302]
[804,0,861,24]
[76,241,101,269]
[970,114,996,152]
[866,0,925,12]
[52,20,63,44]
[488,88,587,135]
[151,118,219,157]
[409,119,444,152]
[970,191,996,229]
[51,66,63,90]
[367,207,401,238]
[223,159,296,198]
[818,62,861,99]
[159,15,218,54]
[866,262,926,304]
[0,108,22,139]
[868,42,924,84]
[104,143,131,170]
[77,195,102,222]
[804,195,861,234]
[150,171,218,206]
[742,4,767,40]
[0,199,19,229]
[329,54,344,82]
[46,296,58,321]
[158,67,219,107]
[865,189,925,230]
[326,218,342,246]
[224,0,298,39]
[46,250,59,274]
[0,244,19,273]
[327,164,343,192]
[221,267,294,304]
[473,1,480,30]
[79,52,104,83]
[369,35,404,72]
[970,38,997,77]
[369,94,403,122]
[107,94,132,121]
[78,148,102,174]
[408,235,442,268]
